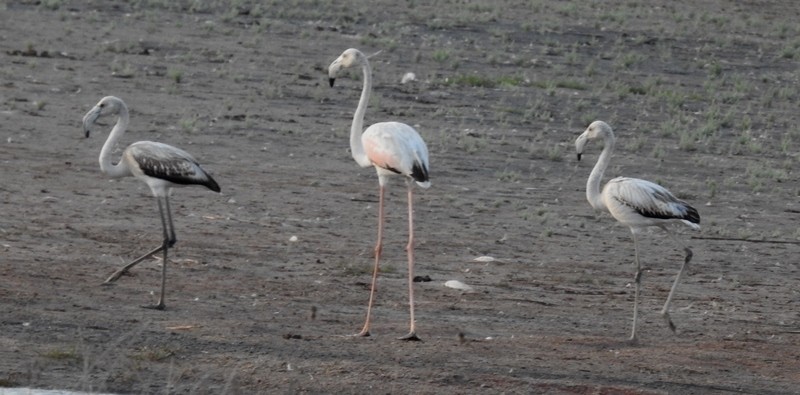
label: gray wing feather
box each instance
[128,142,220,191]
[608,177,699,223]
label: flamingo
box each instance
[328,48,430,341]
[82,96,220,310]
[575,120,700,341]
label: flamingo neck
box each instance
[586,132,615,211]
[99,105,132,179]
[350,57,373,168]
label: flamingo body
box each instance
[576,120,699,341]
[601,177,699,231]
[83,96,219,309]
[362,121,430,187]
[125,141,220,195]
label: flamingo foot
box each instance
[398,332,421,341]
[141,303,166,310]
[662,311,677,333]
[103,270,127,284]
[353,329,371,337]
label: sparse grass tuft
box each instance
[111,60,135,78]
[341,263,371,276]
[42,347,80,361]
[745,162,788,192]
[615,51,645,69]
[496,75,525,87]
[32,100,47,113]
[448,74,495,88]
[495,169,521,182]
[168,68,183,84]
[432,49,450,63]
[40,0,62,10]
[179,116,198,132]
[131,346,174,362]
[706,179,718,199]
[546,143,564,161]
[445,73,529,89]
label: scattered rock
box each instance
[444,280,474,292]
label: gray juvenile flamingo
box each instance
[576,120,700,341]
[83,96,220,310]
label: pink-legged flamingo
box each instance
[328,48,430,341]
[83,96,220,310]
[576,120,700,341]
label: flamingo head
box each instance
[576,120,613,160]
[328,48,364,87]
[83,96,124,138]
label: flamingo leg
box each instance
[356,184,385,337]
[630,231,643,342]
[143,196,174,310]
[103,197,175,285]
[660,231,693,333]
[102,196,173,285]
[103,196,175,310]
[103,244,164,283]
[399,181,421,341]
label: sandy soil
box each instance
[1,0,799,393]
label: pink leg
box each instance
[399,183,421,341]
[356,184,385,337]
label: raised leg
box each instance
[103,196,178,285]
[398,182,421,341]
[660,232,693,333]
[103,244,164,283]
[356,185,385,337]
[630,231,643,342]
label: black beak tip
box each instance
[84,129,90,138]
[328,78,335,88]
[577,153,582,161]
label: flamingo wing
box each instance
[363,122,429,186]
[605,177,699,224]
[127,142,220,192]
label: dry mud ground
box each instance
[1,0,799,393]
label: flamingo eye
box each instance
[99,103,105,108]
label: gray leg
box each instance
[143,197,173,310]
[103,197,172,284]
[164,195,177,247]
[660,230,693,333]
[630,231,642,342]
[103,245,164,283]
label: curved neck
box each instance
[350,58,373,168]
[99,105,132,178]
[587,133,615,211]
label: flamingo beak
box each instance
[83,106,101,138]
[575,132,588,161]
[328,56,343,87]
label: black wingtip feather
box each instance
[685,205,700,224]
[634,201,700,223]
[205,176,221,193]
[411,162,429,184]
